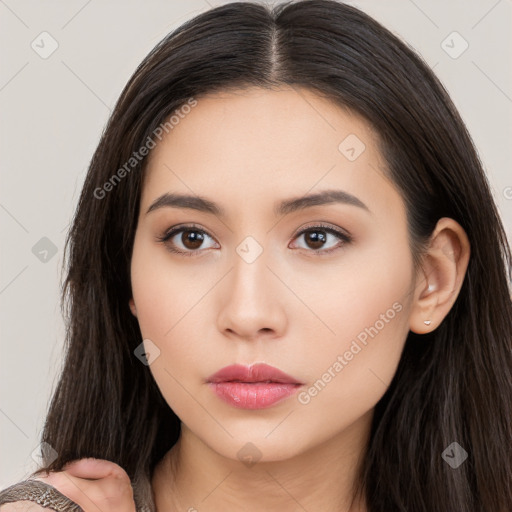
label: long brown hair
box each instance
[36,1,511,510]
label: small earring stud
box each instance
[424,320,431,325]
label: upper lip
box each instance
[207,363,303,384]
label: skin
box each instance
[1,86,469,512]
[128,86,470,512]
[3,459,136,512]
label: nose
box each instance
[216,245,287,342]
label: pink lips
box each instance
[207,363,303,410]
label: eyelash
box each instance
[156,222,352,257]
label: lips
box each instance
[207,363,304,409]
[207,363,303,385]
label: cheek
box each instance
[130,232,215,338]
[294,240,414,419]
[129,236,221,402]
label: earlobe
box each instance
[129,298,137,317]
[409,217,470,334]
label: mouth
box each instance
[207,363,304,409]
[207,362,303,384]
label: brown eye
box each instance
[303,230,328,250]
[180,229,205,250]
[157,225,218,256]
[157,223,351,257]
[290,224,352,254]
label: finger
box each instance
[32,472,103,512]
[33,470,135,512]
[62,459,129,481]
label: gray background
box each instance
[1,0,511,486]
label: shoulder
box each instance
[132,471,156,512]
[0,480,81,512]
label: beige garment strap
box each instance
[0,479,83,511]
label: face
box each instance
[129,86,417,462]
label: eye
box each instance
[156,222,352,257]
[289,223,352,255]
[156,224,218,257]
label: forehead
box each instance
[147,85,378,167]
[140,86,400,219]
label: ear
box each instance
[409,217,470,334]
[129,298,137,318]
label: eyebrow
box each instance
[145,189,371,217]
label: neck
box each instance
[152,410,372,512]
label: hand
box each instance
[33,458,137,512]
[1,502,48,511]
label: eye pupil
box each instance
[182,230,204,249]
[305,230,326,249]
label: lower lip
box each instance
[208,382,302,409]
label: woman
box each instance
[1,0,510,511]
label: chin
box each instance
[204,429,312,465]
